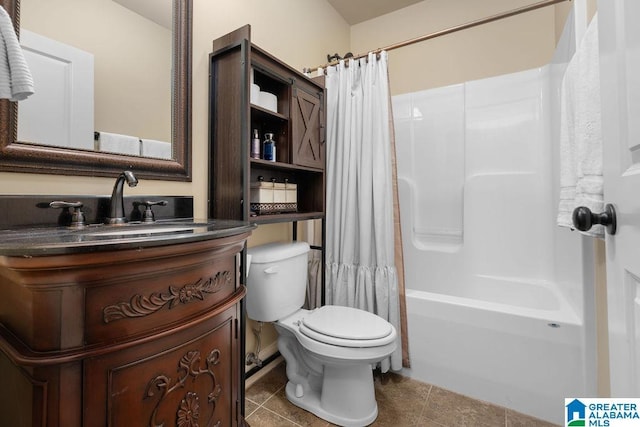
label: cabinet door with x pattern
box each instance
[291,84,324,170]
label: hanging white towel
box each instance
[0,5,34,101]
[97,132,141,156]
[140,138,172,159]
[557,14,603,238]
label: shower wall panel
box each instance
[393,66,556,284]
[464,67,555,282]
[393,85,465,249]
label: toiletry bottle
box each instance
[251,129,261,159]
[263,133,276,162]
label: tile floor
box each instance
[244,361,560,427]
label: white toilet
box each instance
[246,241,397,427]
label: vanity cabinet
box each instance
[209,25,326,223]
[0,230,252,427]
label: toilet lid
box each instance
[300,306,395,348]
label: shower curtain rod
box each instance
[306,0,570,72]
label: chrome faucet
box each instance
[105,171,138,224]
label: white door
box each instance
[598,0,640,396]
[18,30,94,150]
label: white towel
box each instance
[97,132,141,156]
[0,5,34,101]
[140,138,172,159]
[557,14,603,238]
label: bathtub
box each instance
[391,20,596,423]
[403,277,584,425]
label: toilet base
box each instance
[284,363,378,427]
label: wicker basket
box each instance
[250,179,297,215]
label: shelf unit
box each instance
[208,25,325,223]
[208,24,327,414]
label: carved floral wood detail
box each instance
[103,271,231,323]
[177,392,200,427]
[145,349,223,427]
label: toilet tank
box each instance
[246,241,310,322]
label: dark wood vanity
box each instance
[0,218,253,426]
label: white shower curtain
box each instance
[325,51,402,372]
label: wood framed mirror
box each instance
[0,0,192,181]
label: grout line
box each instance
[260,405,306,427]
[261,383,285,407]
[245,382,288,423]
[415,383,433,424]
[244,404,258,419]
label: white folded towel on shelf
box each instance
[97,132,141,156]
[140,138,172,159]
[557,14,603,238]
[0,5,34,101]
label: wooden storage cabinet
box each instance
[208,28,326,422]
[209,25,326,223]
[0,232,250,427]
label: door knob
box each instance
[572,204,617,235]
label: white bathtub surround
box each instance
[0,5,34,101]
[557,15,603,237]
[392,10,597,421]
[405,288,583,424]
[394,67,559,286]
[325,51,403,372]
[394,85,465,251]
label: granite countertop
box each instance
[0,219,256,257]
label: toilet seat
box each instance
[300,306,395,348]
[276,308,397,364]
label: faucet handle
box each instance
[49,200,83,209]
[49,201,86,228]
[141,200,168,223]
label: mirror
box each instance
[0,0,192,181]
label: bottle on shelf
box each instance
[263,132,276,162]
[251,129,261,159]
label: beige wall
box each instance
[350,0,559,96]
